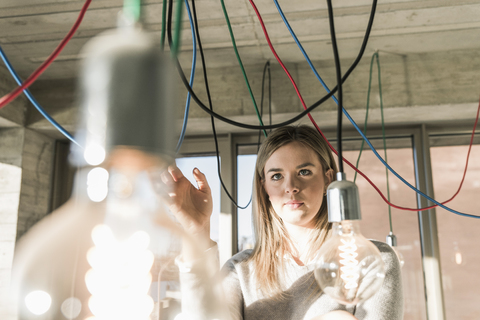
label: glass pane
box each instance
[237,154,257,251]
[342,139,427,320]
[430,142,480,320]
[176,156,221,242]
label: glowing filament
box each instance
[85,225,154,320]
[339,237,359,289]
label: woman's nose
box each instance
[285,176,299,194]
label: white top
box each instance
[179,240,403,320]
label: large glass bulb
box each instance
[314,220,385,305]
[11,149,225,320]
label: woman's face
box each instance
[263,141,333,230]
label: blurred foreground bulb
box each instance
[12,18,225,320]
[315,173,385,305]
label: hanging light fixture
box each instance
[11,9,225,320]
[314,173,386,305]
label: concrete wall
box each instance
[0,127,55,319]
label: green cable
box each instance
[354,52,393,233]
[123,0,141,22]
[376,53,393,233]
[160,0,168,50]
[171,0,184,58]
[220,0,267,137]
[353,53,375,183]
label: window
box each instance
[430,136,480,319]
[176,156,221,243]
[342,137,426,320]
[237,153,256,251]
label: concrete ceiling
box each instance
[1,0,480,78]
[1,0,480,137]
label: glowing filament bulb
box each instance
[338,237,359,289]
[85,225,155,319]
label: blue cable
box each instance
[273,0,339,105]
[176,0,197,153]
[0,45,80,147]
[273,0,479,219]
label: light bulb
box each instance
[315,220,385,305]
[11,22,227,320]
[314,173,385,305]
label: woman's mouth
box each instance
[285,200,304,209]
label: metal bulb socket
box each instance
[326,172,362,222]
[386,232,397,247]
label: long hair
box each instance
[250,125,338,297]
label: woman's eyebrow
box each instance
[266,162,315,173]
[296,162,315,169]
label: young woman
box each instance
[162,125,403,320]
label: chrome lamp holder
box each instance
[326,172,362,223]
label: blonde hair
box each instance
[250,125,338,296]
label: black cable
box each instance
[326,0,344,173]
[182,0,251,210]
[268,60,272,132]
[172,0,377,131]
[257,60,271,148]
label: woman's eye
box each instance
[299,169,312,176]
[271,173,282,181]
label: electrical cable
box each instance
[252,0,479,218]
[123,0,141,22]
[171,0,479,217]
[0,46,80,147]
[354,53,394,232]
[172,0,404,210]
[375,53,394,233]
[175,0,197,153]
[257,61,271,148]
[171,0,376,131]
[272,0,480,218]
[268,60,272,132]
[219,0,267,137]
[273,0,338,105]
[353,53,392,224]
[160,0,168,50]
[353,53,375,184]
[0,0,92,110]
[170,0,184,58]
[325,0,344,174]
[169,0,251,209]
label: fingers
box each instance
[168,164,185,182]
[192,167,210,193]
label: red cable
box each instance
[248,0,480,212]
[0,0,92,109]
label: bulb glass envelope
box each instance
[314,173,385,305]
[11,26,227,320]
[12,158,224,320]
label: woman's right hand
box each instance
[160,165,213,240]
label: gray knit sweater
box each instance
[179,240,403,320]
